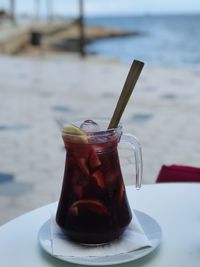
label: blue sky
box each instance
[1,0,200,16]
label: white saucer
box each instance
[38,210,162,266]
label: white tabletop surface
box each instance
[1,183,200,267]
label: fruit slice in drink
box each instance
[89,148,101,171]
[68,199,110,216]
[63,124,88,143]
[92,170,105,189]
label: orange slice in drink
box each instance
[92,170,105,189]
[89,148,101,171]
[77,158,90,177]
[68,199,109,216]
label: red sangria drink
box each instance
[56,120,134,244]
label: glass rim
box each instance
[61,118,123,137]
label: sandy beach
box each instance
[0,52,200,224]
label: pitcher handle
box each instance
[121,133,143,189]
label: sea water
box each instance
[85,14,200,67]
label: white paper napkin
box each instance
[51,210,152,258]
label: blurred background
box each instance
[1,0,200,65]
[1,0,200,224]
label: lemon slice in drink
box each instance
[63,124,88,143]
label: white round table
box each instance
[1,183,200,267]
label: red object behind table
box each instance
[156,164,200,183]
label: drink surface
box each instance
[56,121,132,244]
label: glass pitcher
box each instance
[56,119,142,244]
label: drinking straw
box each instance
[108,60,144,129]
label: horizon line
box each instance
[16,11,200,18]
